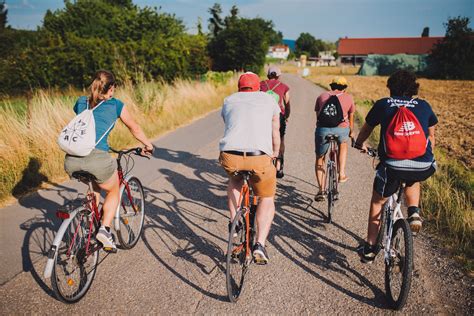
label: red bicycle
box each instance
[226,170,258,302]
[44,147,148,303]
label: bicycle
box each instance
[226,171,258,303]
[43,147,149,303]
[321,134,339,223]
[360,147,414,310]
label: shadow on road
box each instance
[143,148,229,301]
[144,147,388,307]
[271,177,388,308]
[15,167,79,296]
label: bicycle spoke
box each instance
[117,177,145,249]
[226,209,249,302]
[52,210,99,303]
[385,219,413,310]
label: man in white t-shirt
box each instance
[219,72,281,264]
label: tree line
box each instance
[1,1,470,95]
[0,1,286,95]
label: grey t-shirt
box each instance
[219,91,281,156]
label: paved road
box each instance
[0,74,471,314]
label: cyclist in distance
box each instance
[354,70,437,263]
[64,70,154,252]
[314,77,355,201]
[219,72,280,264]
[260,66,290,178]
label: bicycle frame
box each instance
[44,149,144,279]
[383,185,405,263]
[326,138,339,191]
[237,176,252,259]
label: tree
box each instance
[208,3,224,37]
[428,16,474,79]
[0,0,210,94]
[421,27,429,37]
[197,17,203,35]
[0,0,7,30]
[207,5,281,73]
[295,32,318,57]
[208,18,267,73]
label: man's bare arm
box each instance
[272,114,281,157]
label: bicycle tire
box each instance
[117,177,145,249]
[250,203,258,247]
[374,202,388,254]
[326,164,334,223]
[384,219,413,310]
[51,209,99,303]
[226,209,249,303]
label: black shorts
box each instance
[279,114,286,137]
[373,162,436,197]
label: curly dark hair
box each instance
[386,70,419,97]
[329,83,347,91]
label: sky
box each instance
[4,0,474,41]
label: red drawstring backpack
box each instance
[384,99,427,159]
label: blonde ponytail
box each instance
[88,70,116,108]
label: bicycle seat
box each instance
[232,170,255,177]
[325,134,339,141]
[72,171,97,183]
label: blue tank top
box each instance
[73,96,125,151]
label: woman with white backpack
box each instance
[62,70,154,251]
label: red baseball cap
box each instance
[238,72,260,92]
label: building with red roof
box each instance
[338,36,443,64]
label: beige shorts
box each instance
[219,152,276,198]
[64,149,117,184]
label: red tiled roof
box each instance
[338,37,443,55]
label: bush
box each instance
[0,0,210,94]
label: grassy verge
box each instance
[0,76,237,205]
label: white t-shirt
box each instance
[219,91,281,156]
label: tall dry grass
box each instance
[0,78,237,204]
[280,63,360,77]
[310,74,473,266]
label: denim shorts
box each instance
[314,127,350,156]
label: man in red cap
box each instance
[260,66,291,178]
[219,72,281,264]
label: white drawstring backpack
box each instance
[57,100,114,156]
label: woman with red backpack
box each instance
[354,70,437,263]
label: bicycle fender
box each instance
[114,174,135,232]
[43,208,79,279]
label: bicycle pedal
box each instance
[103,247,117,254]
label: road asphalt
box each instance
[0,74,471,314]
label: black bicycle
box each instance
[325,134,339,223]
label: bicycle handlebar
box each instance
[110,147,151,159]
[351,138,378,158]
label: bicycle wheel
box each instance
[384,219,413,310]
[117,177,145,249]
[51,209,99,303]
[226,209,249,303]
[374,203,388,254]
[326,164,334,223]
